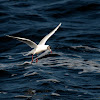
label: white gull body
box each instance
[6,23,61,63]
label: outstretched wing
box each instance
[38,23,61,45]
[6,35,37,48]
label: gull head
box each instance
[47,46,52,53]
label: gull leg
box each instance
[31,54,33,64]
[36,55,38,63]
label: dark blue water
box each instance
[0,0,100,100]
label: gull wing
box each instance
[6,35,37,48]
[38,23,61,45]
[37,50,50,59]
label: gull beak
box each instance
[48,48,52,53]
[49,49,52,53]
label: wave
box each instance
[37,0,100,19]
[71,45,100,52]
[0,70,11,77]
[0,0,100,99]
[15,14,47,22]
[36,79,60,83]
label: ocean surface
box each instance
[0,0,100,100]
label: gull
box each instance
[6,23,61,63]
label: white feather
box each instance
[39,23,61,45]
[6,35,37,48]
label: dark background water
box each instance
[0,0,100,100]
